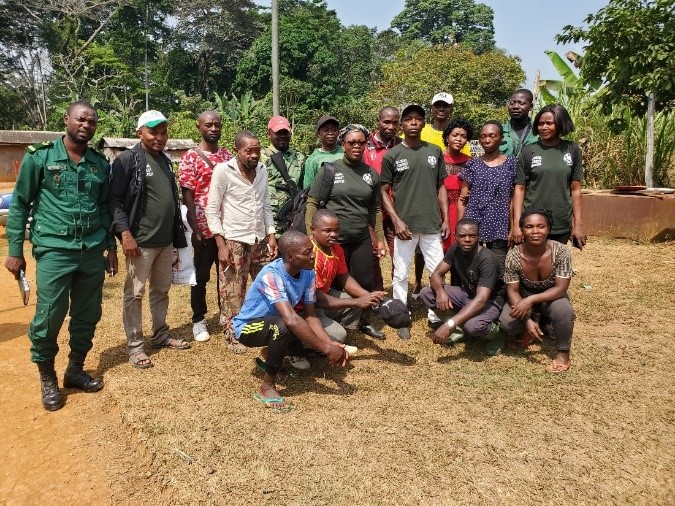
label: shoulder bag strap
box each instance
[270,151,299,198]
[318,162,336,207]
[193,147,216,170]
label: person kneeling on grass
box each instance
[311,209,388,346]
[232,230,350,412]
[418,218,506,355]
[498,208,575,373]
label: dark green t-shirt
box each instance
[309,159,379,243]
[516,140,583,235]
[136,152,175,247]
[380,141,445,234]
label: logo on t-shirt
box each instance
[563,153,573,166]
[427,156,437,167]
[362,173,373,186]
[531,156,542,168]
[395,159,409,172]
[145,163,154,177]
[334,172,345,184]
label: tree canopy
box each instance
[391,0,495,53]
[370,45,523,126]
[557,0,675,115]
[0,0,513,140]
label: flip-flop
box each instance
[253,392,292,413]
[152,337,191,350]
[547,359,571,373]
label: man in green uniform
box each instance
[259,116,305,233]
[500,89,538,157]
[4,100,117,411]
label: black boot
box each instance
[63,351,104,393]
[37,361,65,411]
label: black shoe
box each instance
[359,324,385,340]
[64,369,104,392]
[63,352,104,393]
[37,361,65,411]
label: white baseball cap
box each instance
[137,110,168,130]
[432,92,454,105]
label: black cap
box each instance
[401,104,426,119]
[378,298,411,329]
[316,114,339,131]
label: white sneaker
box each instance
[343,344,358,356]
[289,355,310,370]
[192,320,210,342]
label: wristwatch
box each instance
[445,318,456,330]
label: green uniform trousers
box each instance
[29,246,105,362]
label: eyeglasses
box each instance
[345,140,366,147]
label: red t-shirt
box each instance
[312,240,348,293]
[178,147,232,238]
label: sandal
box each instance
[226,338,248,355]
[153,337,191,350]
[129,351,153,369]
[253,392,292,413]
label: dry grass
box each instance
[23,238,675,504]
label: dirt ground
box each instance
[1,230,674,505]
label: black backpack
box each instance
[270,153,335,234]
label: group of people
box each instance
[5,88,585,412]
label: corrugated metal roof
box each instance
[0,131,63,144]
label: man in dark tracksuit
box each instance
[5,100,116,411]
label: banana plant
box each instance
[539,50,601,105]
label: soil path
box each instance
[0,241,157,505]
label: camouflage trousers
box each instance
[218,239,272,338]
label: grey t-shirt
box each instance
[380,141,445,234]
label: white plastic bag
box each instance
[172,205,196,285]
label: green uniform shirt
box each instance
[500,120,538,157]
[135,152,176,248]
[260,145,305,224]
[380,142,445,234]
[516,140,583,235]
[308,159,380,243]
[302,146,344,189]
[6,137,112,257]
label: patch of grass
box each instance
[15,236,675,504]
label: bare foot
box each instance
[547,351,571,373]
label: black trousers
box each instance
[191,237,219,323]
[340,235,375,324]
[548,231,571,245]
[237,317,304,375]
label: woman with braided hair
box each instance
[498,208,575,373]
[305,124,386,339]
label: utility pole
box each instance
[271,0,280,115]
[645,92,655,187]
[144,4,149,111]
